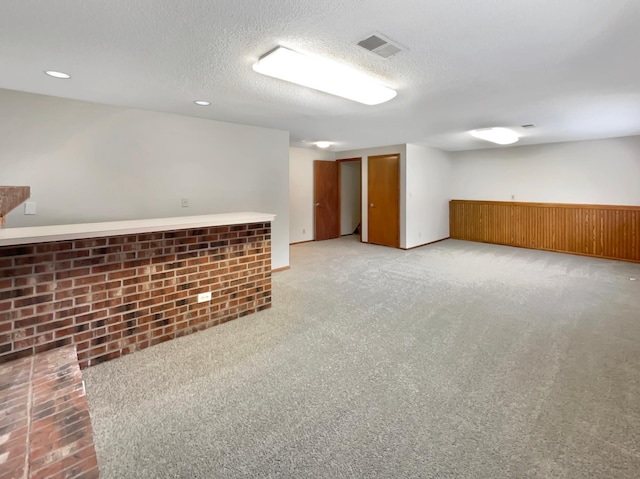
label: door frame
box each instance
[336,157,362,239]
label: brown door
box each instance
[368,154,400,248]
[314,160,340,241]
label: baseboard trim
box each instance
[289,240,313,245]
[402,237,450,250]
[272,266,291,273]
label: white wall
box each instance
[289,147,335,243]
[0,88,291,269]
[450,136,640,205]
[405,144,452,248]
[340,161,361,235]
[336,145,406,244]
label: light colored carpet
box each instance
[83,237,640,478]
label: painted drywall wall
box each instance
[405,144,452,248]
[450,135,640,205]
[336,145,406,245]
[289,147,335,243]
[0,88,291,269]
[340,161,361,235]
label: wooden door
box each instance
[314,160,340,241]
[368,154,400,248]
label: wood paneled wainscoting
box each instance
[449,200,640,263]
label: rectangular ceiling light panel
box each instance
[470,127,520,145]
[253,46,397,105]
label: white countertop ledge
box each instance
[0,212,275,247]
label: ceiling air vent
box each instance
[357,34,403,58]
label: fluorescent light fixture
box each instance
[470,127,519,145]
[193,100,211,106]
[315,141,332,149]
[253,46,397,105]
[44,70,71,79]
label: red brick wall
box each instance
[0,346,99,478]
[0,222,271,368]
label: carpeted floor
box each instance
[83,237,640,478]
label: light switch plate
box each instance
[24,201,36,215]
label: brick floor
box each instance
[0,346,98,479]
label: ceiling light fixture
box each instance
[252,46,397,105]
[44,70,71,79]
[315,141,332,149]
[470,127,519,145]
[193,100,211,106]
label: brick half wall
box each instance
[0,222,272,368]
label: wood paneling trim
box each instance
[451,199,640,211]
[450,200,640,262]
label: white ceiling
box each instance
[1,0,639,151]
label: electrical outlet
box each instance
[181,197,189,208]
[197,292,212,303]
[303,228,305,234]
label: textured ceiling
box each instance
[1,0,639,151]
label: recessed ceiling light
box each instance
[470,127,519,145]
[253,46,397,105]
[44,70,71,79]
[315,141,332,149]
[194,100,211,106]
